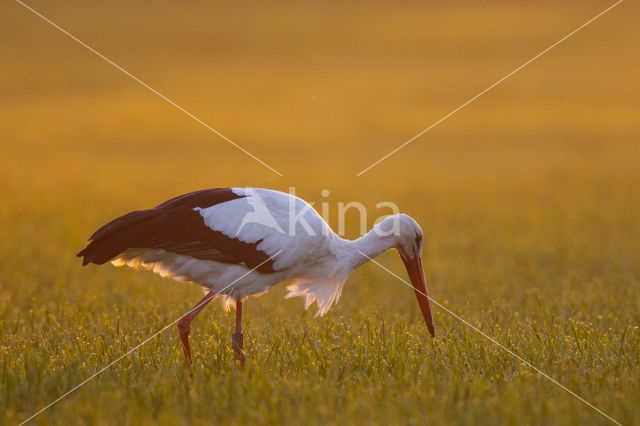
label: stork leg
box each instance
[177,291,214,364]
[232,300,246,366]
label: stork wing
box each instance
[77,188,277,273]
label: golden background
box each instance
[1,1,638,424]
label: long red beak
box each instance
[400,250,435,338]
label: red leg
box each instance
[232,300,246,366]
[177,291,214,364]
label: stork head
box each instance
[374,214,435,338]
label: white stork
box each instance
[78,187,434,365]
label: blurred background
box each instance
[1,1,638,424]
[2,0,638,301]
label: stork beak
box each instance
[400,250,435,338]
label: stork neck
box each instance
[346,226,397,267]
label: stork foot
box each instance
[176,291,215,366]
[177,318,192,365]
[232,332,246,366]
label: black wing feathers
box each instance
[77,188,276,272]
[152,188,242,210]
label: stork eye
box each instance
[414,234,422,246]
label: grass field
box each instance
[1,1,639,424]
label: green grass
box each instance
[2,1,640,424]
[1,184,639,425]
